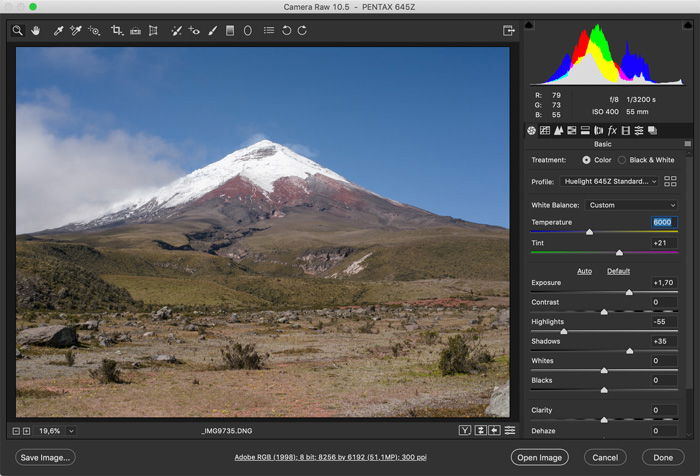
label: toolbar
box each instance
[5,19,519,42]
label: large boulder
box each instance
[485,382,510,417]
[16,325,78,348]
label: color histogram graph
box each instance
[536,24,683,86]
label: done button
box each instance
[642,448,685,466]
[511,448,569,466]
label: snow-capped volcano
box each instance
[50,139,464,234]
[121,139,350,210]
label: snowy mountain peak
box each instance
[110,140,350,213]
[241,138,278,150]
[49,139,460,234]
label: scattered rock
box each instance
[115,333,131,342]
[228,313,240,323]
[485,382,509,418]
[183,324,198,331]
[153,354,178,363]
[98,335,115,347]
[15,348,22,359]
[16,325,78,348]
[79,320,100,331]
[495,309,510,326]
[277,317,288,324]
[152,306,173,321]
[298,246,354,275]
[142,331,155,337]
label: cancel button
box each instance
[585,448,627,466]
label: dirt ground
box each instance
[16,303,509,418]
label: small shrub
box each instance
[192,378,200,385]
[391,343,403,357]
[358,320,376,334]
[419,330,439,345]
[24,312,38,322]
[64,350,75,367]
[220,342,266,370]
[89,359,122,384]
[438,334,493,376]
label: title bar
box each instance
[2,0,700,14]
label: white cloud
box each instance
[16,89,184,234]
[36,48,108,75]
[32,47,140,77]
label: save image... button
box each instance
[15,449,76,466]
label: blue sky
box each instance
[16,47,509,230]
